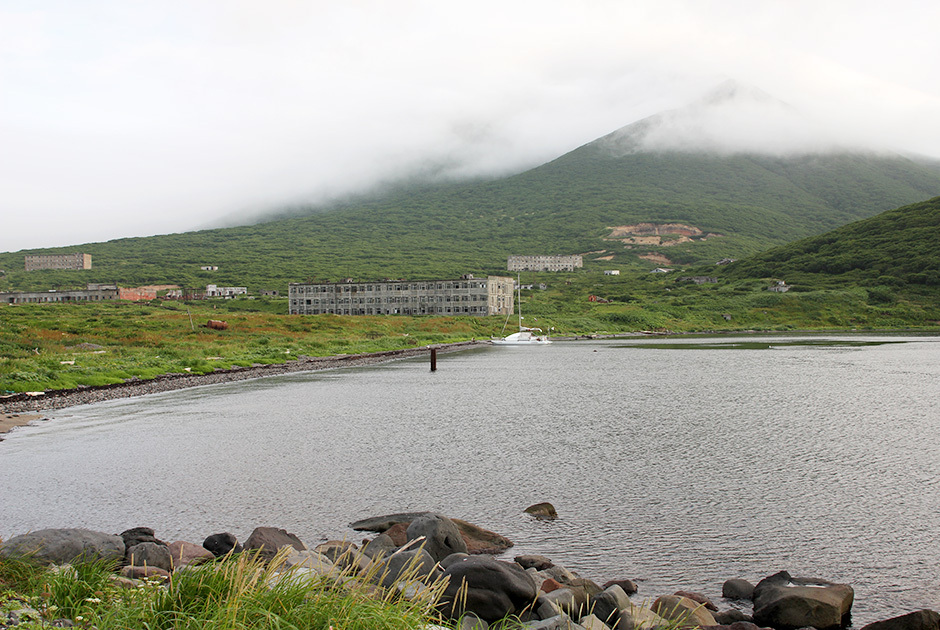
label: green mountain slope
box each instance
[2,147,939,293]
[722,195,940,287]
[4,82,940,293]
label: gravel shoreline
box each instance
[0,340,489,417]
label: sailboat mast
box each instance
[517,272,522,331]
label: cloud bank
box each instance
[2,0,939,252]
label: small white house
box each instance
[604,270,620,275]
[200,265,219,271]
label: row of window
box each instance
[290,282,488,295]
[292,306,486,315]
[5,293,116,303]
[291,294,486,306]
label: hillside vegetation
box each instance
[722,195,940,289]
[2,147,939,294]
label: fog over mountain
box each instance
[600,81,848,156]
[2,1,939,253]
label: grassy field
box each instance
[2,271,938,394]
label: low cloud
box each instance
[1,0,939,252]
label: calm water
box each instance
[2,334,939,624]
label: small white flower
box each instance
[76,615,84,621]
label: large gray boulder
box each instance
[438,556,538,622]
[119,527,166,550]
[361,533,399,560]
[752,571,854,630]
[167,541,214,570]
[451,518,514,554]
[375,548,439,589]
[350,512,513,555]
[0,528,124,564]
[723,578,756,600]
[859,610,940,630]
[0,528,124,566]
[243,527,306,559]
[587,584,632,626]
[406,513,467,562]
[349,512,431,532]
[126,542,173,571]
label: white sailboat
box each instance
[492,276,551,345]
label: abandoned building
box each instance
[288,275,515,316]
[24,253,92,271]
[507,255,583,272]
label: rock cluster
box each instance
[1,516,937,630]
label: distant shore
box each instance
[0,340,489,420]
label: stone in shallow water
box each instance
[859,610,940,630]
[524,502,558,520]
[752,570,854,630]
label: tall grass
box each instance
[1,547,452,630]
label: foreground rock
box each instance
[244,526,306,559]
[438,556,538,622]
[349,511,513,554]
[406,514,468,561]
[860,610,940,630]
[203,532,242,557]
[723,578,756,599]
[753,570,854,630]
[167,540,215,569]
[126,541,173,571]
[0,528,124,566]
[652,594,718,627]
[1,519,935,630]
[120,526,166,550]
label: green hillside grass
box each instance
[721,195,940,289]
[2,147,939,294]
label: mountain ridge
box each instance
[3,84,940,292]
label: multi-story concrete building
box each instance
[288,275,514,316]
[1,287,118,304]
[1,283,168,304]
[507,254,582,272]
[24,253,92,271]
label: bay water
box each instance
[2,334,939,624]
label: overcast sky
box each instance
[2,0,940,253]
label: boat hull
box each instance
[491,331,552,345]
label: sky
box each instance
[2,0,940,253]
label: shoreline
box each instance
[2,328,931,421]
[0,340,489,419]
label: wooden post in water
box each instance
[430,347,437,371]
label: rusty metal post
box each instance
[430,347,437,371]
